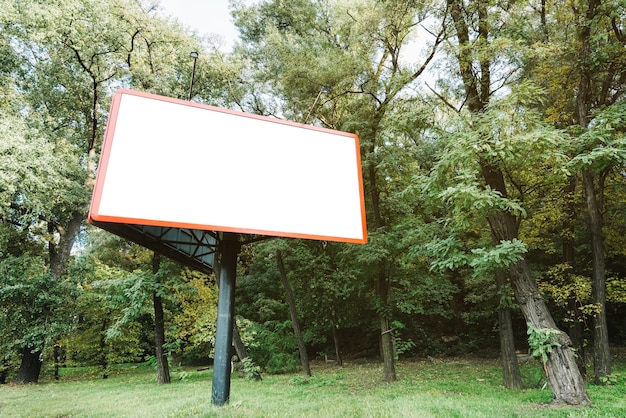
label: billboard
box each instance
[89,89,367,245]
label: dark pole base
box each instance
[211,233,240,406]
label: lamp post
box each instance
[188,51,199,101]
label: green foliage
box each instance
[569,103,626,172]
[171,269,218,358]
[470,240,528,273]
[63,233,192,371]
[537,264,599,319]
[390,320,416,359]
[239,357,263,381]
[0,255,76,354]
[265,351,300,375]
[244,319,300,374]
[142,352,192,382]
[607,277,626,304]
[0,115,87,227]
[527,324,562,364]
[429,84,568,221]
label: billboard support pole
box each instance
[211,233,240,406]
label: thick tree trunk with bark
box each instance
[49,212,83,280]
[276,250,311,377]
[152,254,171,385]
[14,346,42,384]
[380,316,396,382]
[495,271,523,390]
[154,293,170,384]
[498,306,522,389]
[510,261,590,405]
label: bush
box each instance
[241,320,300,374]
[265,352,300,374]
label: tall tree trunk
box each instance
[13,346,42,384]
[574,0,610,385]
[495,271,523,390]
[567,296,586,376]
[152,253,171,384]
[378,269,397,382]
[363,113,397,382]
[154,293,170,384]
[582,170,611,384]
[48,212,83,280]
[380,316,396,381]
[276,250,311,377]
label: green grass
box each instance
[1,358,625,417]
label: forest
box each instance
[1,0,625,408]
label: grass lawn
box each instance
[1,356,625,417]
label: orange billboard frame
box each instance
[89,89,367,245]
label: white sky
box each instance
[157,0,239,50]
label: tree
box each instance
[522,0,626,384]
[0,255,77,383]
[65,258,146,378]
[434,0,590,405]
[568,0,625,385]
[83,230,187,383]
[1,0,128,381]
[151,253,170,384]
[0,111,85,383]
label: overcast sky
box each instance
[157,0,239,50]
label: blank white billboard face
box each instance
[89,89,367,243]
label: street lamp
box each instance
[188,51,199,101]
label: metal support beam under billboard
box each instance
[211,233,240,406]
